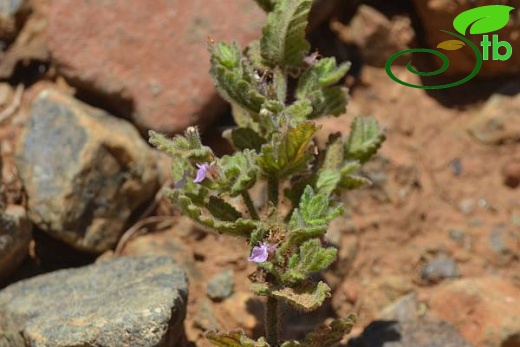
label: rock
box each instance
[331,5,414,67]
[47,0,266,134]
[206,269,234,301]
[421,254,460,284]
[379,292,423,322]
[412,0,520,77]
[426,277,520,347]
[467,85,520,145]
[15,88,159,253]
[0,256,188,347]
[0,205,32,283]
[0,0,24,41]
[347,319,475,347]
[486,224,517,266]
[193,298,219,331]
[502,161,520,188]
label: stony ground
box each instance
[0,1,519,347]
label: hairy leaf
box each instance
[285,99,313,125]
[206,330,269,347]
[345,116,385,164]
[253,0,278,12]
[257,122,319,178]
[297,186,344,226]
[316,169,341,195]
[321,134,344,170]
[207,196,242,221]
[281,314,356,347]
[215,150,259,196]
[149,128,213,163]
[270,281,331,312]
[209,42,266,116]
[261,0,312,68]
[282,239,337,284]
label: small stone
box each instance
[0,205,32,283]
[379,292,421,322]
[458,198,476,215]
[194,298,219,331]
[0,256,188,347]
[421,255,460,284]
[206,269,234,301]
[16,88,159,253]
[502,161,520,188]
[347,319,475,347]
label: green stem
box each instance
[265,296,279,347]
[242,191,260,220]
[267,176,279,207]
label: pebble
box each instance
[421,255,460,283]
[206,269,234,301]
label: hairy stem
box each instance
[267,176,279,207]
[242,191,260,220]
[265,296,279,346]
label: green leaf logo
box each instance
[453,5,514,35]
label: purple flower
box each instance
[248,242,275,263]
[194,162,213,183]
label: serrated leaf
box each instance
[207,196,242,221]
[437,39,465,50]
[209,42,266,116]
[285,99,313,125]
[206,330,270,347]
[453,5,514,35]
[215,150,259,196]
[282,239,337,284]
[281,315,357,347]
[316,169,341,195]
[298,186,344,226]
[261,0,312,68]
[321,134,344,170]
[149,128,213,162]
[257,122,319,178]
[270,281,331,312]
[338,174,371,190]
[345,116,385,164]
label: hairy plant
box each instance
[149,0,385,346]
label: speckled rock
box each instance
[0,205,32,283]
[206,268,234,301]
[347,319,475,347]
[47,0,266,134]
[15,88,160,253]
[426,277,520,347]
[0,256,188,347]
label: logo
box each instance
[385,5,515,89]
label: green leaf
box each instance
[260,0,312,68]
[437,39,465,51]
[316,169,341,195]
[281,315,357,347]
[296,58,350,117]
[224,127,266,152]
[285,99,313,125]
[209,42,266,115]
[298,186,344,226]
[215,150,259,196]
[270,281,331,312]
[321,134,344,170]
[257,122,319,178]
[206,330,270,347]
[453,5,514,35]
[206,196,242,221]
[149,128,213,163]
[282,239,337,283]
[345,116,385,164]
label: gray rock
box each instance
[347,319,475,347]
[206,268,234,301]
[16,89,159,253]
[0,205,32,283]
[421,255,459,283]
[0,256,188,347]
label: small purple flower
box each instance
[248,242,275,263]
[193,162,214,183]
